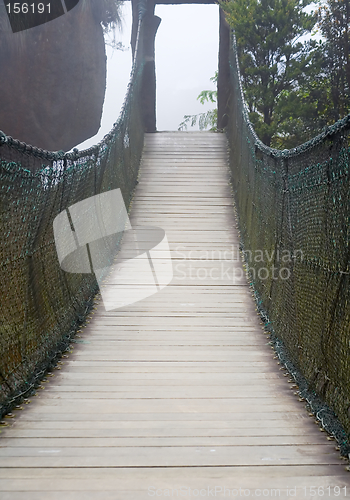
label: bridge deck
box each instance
[0,132,349,498]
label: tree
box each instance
[316,0,350,123]
[275,0,350,147]
[220,0,317,146]
[271,40,333,148]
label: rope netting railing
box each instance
[0,6,147,418]
[226,34,350,453]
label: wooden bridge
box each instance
[0,132,349,498]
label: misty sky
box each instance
[77,2,219,150]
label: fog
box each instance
[77,2,219,150]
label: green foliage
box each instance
[221,0,317,146]
[270,40,333,147]
[178,73,218,131]
[220,0,318,146]
[197,89,217,105]
[274,0,350,147]
[178,109,218,132]
[220,0,350,147]
[315,0,350,122]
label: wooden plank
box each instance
[61,354,275,361]
[36,388,295,398]
[1,426,320,438]
[28,374,288,383]
[4,420,319,433]
[0,486,348,500]
[16,401,306,414]
[0,435,332,447]
[76,325,264,331]
[65,339,266,346]
[87,318,259,326]
[35,392,299,402]
[1,464,348,480]
[46,362,280,373]
[11,411,312,421]
[32,389,297,400]
[47,366,284,373]
[0,445,343,467]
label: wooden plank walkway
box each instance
[0,131,349,499]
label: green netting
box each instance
[0,9,147,417]
[227,34,350,450]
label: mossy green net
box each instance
[226,34,350,451]
[0,4,146,417]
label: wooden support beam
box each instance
[130,0,139,60]
[131,0,161,133]
[141,8,161,132]
[217,7,231,130]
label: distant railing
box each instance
[0,1,148,418]
[226,33,350,450]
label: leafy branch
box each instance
[178,73,218,131]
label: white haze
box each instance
[76,2,219,151]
